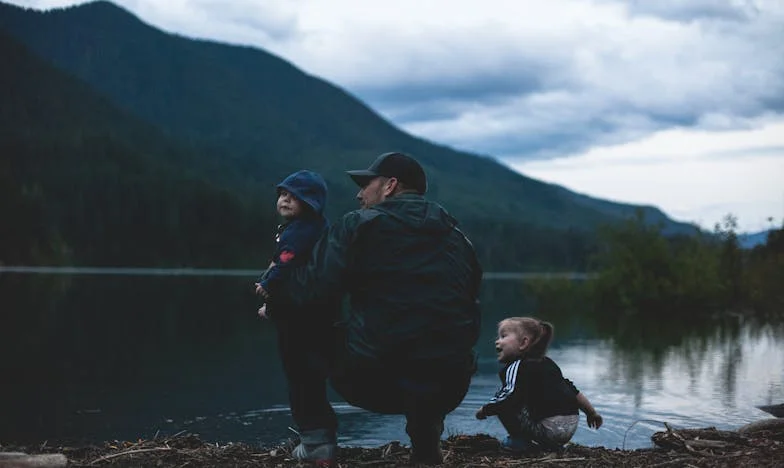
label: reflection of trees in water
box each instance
[1,274,268,441]
[481,280,784,397]
[480,280,536,317]
[477,280,536,346]
[51,275,265,383]
[594,307,745,352]
[682,334,710,397]
[602,315,732,396]
[2,273,72,358]
[597,316,784,408]
[508,274,784,407]
[1,274,73,440]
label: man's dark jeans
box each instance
[275,318,474,441]
[330,352,473,460]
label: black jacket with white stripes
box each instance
[483,356,580,423]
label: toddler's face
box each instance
[277,190,305,219]
[494,324,530,363]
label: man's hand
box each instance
[586,412,603,429]
[475,407,487,420]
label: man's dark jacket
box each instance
[270,193,483,364]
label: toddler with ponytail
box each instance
[475,317,602,453]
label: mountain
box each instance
[739,230,773,249]
[0,29,274,267]
[0,0,696,269]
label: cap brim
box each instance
[346,170,378,187]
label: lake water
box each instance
[2,273,782,450]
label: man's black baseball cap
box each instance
[346,152,427,195]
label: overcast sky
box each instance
[9,0,784,232]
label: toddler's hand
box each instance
[587,412,603,429]
[475,407,487,420]
[258,304,269,319]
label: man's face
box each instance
[357,176,395,209]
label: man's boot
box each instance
[292,428,337,467]
[406,419,444,465]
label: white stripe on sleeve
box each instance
[489,360,520,403]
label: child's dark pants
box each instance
[275,317,338,432]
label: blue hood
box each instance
[276,170,327,215]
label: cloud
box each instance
[398,90,671,159]
[7,0,76,8]
[108,0,302,46]
[509,118,784,231]
[260,0,784,160]
[179,0,299,41]
[623,0,758,23]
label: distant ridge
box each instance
[739,230,772,249]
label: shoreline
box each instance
[2,419,782,467]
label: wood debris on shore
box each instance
[1,420,782,467]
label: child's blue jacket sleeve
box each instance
[260,219,325,291]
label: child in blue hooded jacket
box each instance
[254,170,339,451]
[256,170,328,319]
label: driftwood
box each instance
[737,417,784,433]
[0,452,67,468]
[650,419,784,467]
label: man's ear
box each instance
[383,177,399,196]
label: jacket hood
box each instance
[276,170,327,215]
[373,193,456,234]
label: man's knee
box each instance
[328,354,473,416]
[330,370,405,414]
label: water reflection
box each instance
[1,275,782,449]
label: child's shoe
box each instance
[500,436,531,454]
[292,428,337,467]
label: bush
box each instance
[526,211,784,321]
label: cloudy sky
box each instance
[9,0,784,232]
